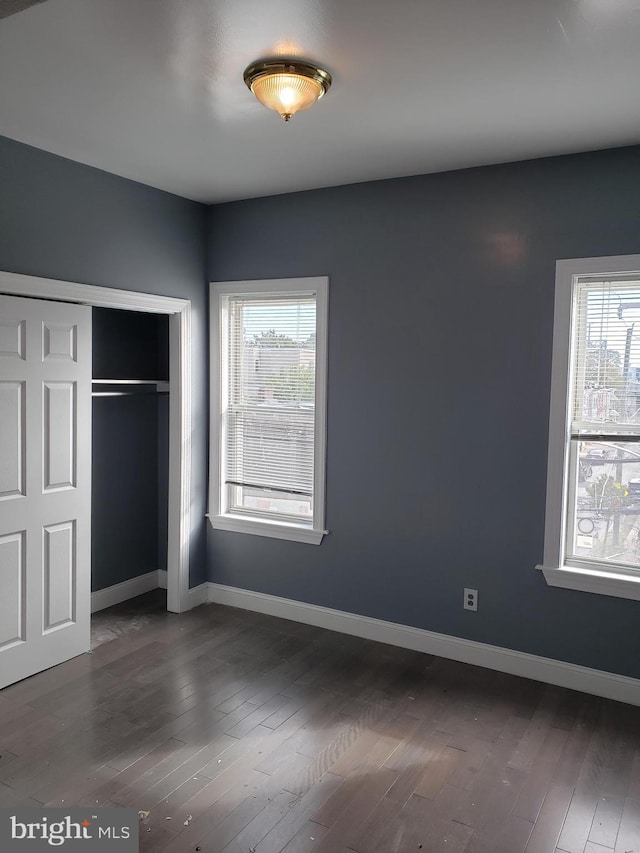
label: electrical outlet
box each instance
[464,588,478,611]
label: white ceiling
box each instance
[1,0,639,203]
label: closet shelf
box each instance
[92,379,169,397]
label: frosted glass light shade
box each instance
[244,60,332,121]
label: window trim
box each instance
[208,277,328,545]
[538,254,640,599]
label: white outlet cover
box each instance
[464,588,478,611]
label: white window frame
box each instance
[208,277,328,545]
[538,254,640,601]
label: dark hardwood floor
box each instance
[0,591,639,852]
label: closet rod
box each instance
[92,379,167,384]
[92,390,169,397]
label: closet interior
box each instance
[91,307,169,604]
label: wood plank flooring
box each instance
[0,590,638,853]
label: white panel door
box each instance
[0,295,91,689]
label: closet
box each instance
[91,307,169,602]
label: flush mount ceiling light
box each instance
[243,59,332,122]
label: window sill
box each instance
[207,513,327,545]
[536,563,640,601]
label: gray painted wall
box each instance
[207,145,640,679]
[91,394,161,591]
[0,135,208,587]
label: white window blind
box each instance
[571,278,640,435]
[225,293,317,521]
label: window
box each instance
[208,277,328,544]
[539,255,640,600]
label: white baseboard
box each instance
[185,582,210,608]
[207,583,640,708]
[91,570,165,613]
[91,569,210,614]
